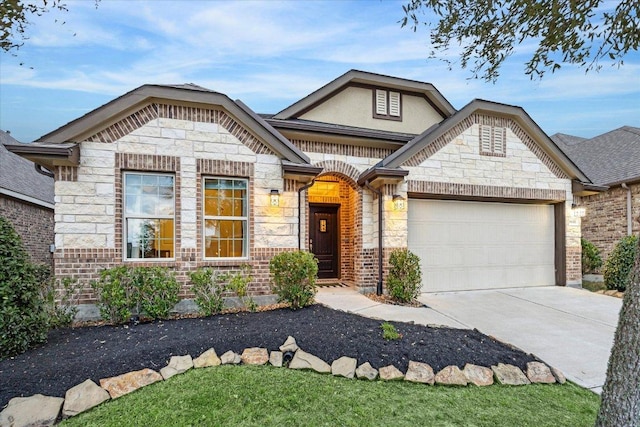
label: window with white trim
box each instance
[203,178,248,259]
[479,125,507,156]
[373,89,402,120]
[124,173,175,259]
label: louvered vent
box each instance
[375,89,387,115]
[389,92,401,117]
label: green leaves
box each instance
[387,249,422,303]
[581,238,604,275]
[269,251,318,309]
[401,0,639,81]
[603,235,639,292]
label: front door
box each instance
[309,205,339,279]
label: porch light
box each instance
[392,194,405,211]
[270,189,280,207]
[571,203,586,218]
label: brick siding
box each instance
[0,195,54,266]
[580,183,640,262]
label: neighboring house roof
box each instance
[273,69,456,120]
[31,84,311,166]
[551,126,640,186]
[0,130,54,208]
[374,99,590,183]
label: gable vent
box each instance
[389,91,401,117]
[375,89,387,115]
[480,124,507,157]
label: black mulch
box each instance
[0,304,539,408]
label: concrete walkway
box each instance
[316,285,622,393]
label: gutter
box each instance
[621,183,633,236]
[363,180,383,296]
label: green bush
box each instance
[387,248,422,303]
[189,268,228,316]
[37,265,81,329]
[269,251,318,309]
[0,216,48,359]
[603,235,639,292]
[136,267,180,320]
[92,266,180,323]
[381,322,401,340]
[226,264,256,312]
[581,238,603,274]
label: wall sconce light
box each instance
[270,189,280,207]
[571,203,586,218]
[392,194,405,211]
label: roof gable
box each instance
[36,85,310,165]
[381,99,589,182]
[273,70,456,121]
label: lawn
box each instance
[61,366,600,427]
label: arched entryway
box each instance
[306,173,360,284]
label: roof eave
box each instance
[281,161,324,183]
[4,143,79,169]
[572,180,609,196]
[357,166,409,187]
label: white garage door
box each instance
[408,199,555,292]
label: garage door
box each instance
[408,199,555,292]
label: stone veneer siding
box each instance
[580,183,640,263]
[0,195,54,266]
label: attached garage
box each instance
[408,199,556,292]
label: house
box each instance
[552,126,640,261]
[5,70,595,306]
[0,130,55,266]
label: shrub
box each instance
[189,268,228,316]
[387,249,422,303]
[581,238,603,274]
[226,264,256,312]
[92,266,135,324]
[37,265,81,329]
[92,266,180,323]
[603,235,639,292]
[270,251,318,309]
[0,216,48,359]
[381,322,401,340]
[136,267,180,320]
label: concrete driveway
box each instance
[418,286,622,393]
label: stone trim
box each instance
[85,103,274,156]
[407,180,566,202]
[402,114,569,179]
[291,139,393,159]
[55,166,78,182]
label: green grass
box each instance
[582,280,607,293]
[61,366,600,427]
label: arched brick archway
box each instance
[306,164,362,285]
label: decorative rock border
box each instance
[0,336,567,426]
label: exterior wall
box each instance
[580,183,640,262]
[299,86,443,134]
[0,195,54,266]
[402,115,580,285]
[53,106,299,303]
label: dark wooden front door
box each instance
[309,205,339,279]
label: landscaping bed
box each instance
[1,304,540,408]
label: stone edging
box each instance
[0,336,567,427]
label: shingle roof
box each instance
[0,130,55,206]
[551,126,640,185]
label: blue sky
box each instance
[0,0,638,143]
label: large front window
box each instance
[204,178,248,258]
[124,173,175,259]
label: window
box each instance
[203,178,248,258]
[124,173,175,259]
[479,125,507,156]
[373,89,401,120]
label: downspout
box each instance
[298,179,316,250]
[621,183,633,236]
[363,180,383,296]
